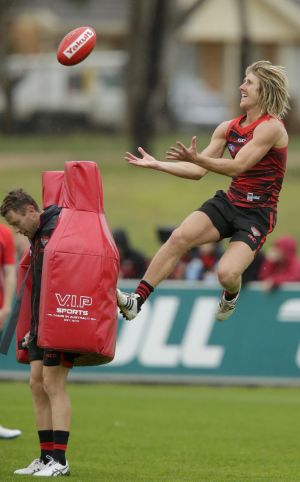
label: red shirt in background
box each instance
[259,236,300,288]
[0,224,15,307]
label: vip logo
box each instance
[55,293,92,308]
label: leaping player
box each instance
[117,60,290,322]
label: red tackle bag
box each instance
[16,171,64,363]
[38,161,120,366]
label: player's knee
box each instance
[29,374,44,395]
[42,376,58,398]
[168,228,190,253]
[217,265,239,287]
[43,374,65,399]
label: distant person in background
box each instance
[0,223,16,333]
[0,223,21,440]
[156,229,223,282]
[0,424,22,440]
[258,235,300,291]
[184,243,223,282]
[199,242,223,283]
[113,229,147,279]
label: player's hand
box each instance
[22,331,30,348]
[124,147,159,168]
[166,136,199,163]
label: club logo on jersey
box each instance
[250,226,261,237]
[247,192,260,202]
[248,234,257,245]
[228,144,235,153]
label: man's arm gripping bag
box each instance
[15,250,32,363]
[38,161,120,366]
[15,170,64,363]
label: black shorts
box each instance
[199,190,276,253]
[28,336,77,368]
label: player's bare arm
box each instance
[125,120,229,180]
[172,119,287,177]
[166,120,229,164]
[124,146,205,180]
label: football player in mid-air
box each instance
[117,60,290,322]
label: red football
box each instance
[57,26,97,66]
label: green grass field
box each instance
[0,132,300,255]
[1,381,300,481]
[1,133,299,481]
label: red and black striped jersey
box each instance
[225,114,287,210]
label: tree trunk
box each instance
[0,0,16,133]
[127,0,172,151]
[237,0,251,83]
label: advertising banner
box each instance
[1,282,300,385]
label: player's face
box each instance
[239,72,260,111]
[6,206,40,239]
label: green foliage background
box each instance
[0,132,299,255]
[1,134,300,481]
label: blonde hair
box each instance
[246,60,290,119]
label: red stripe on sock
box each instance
[136,281,153,302]
[40,442,54,450]
[53,443,68,451]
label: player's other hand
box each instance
[22,331,30,348]
[166,136,198,163]
[124,147,158,168]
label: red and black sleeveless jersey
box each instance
[225,114,287,210]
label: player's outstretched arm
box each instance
[187,119,286,177]
[124,147,206,180]
[166,136,198,163]
[166,121,229,165]
[125,148,159,168]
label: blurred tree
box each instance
[237,0,251,84]
[0,0,92,134]
[127,0,207,151]
[127,0,172,151]
[0,0,22,134]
